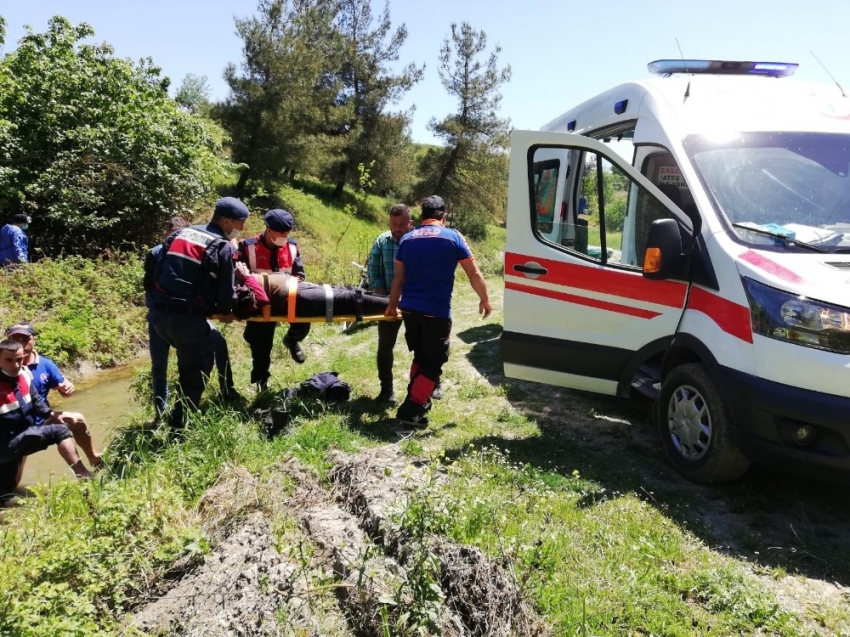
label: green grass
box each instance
[1,180,848,635]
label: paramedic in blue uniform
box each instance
[0,338,92,495]
[367,203,413,403]
[0,213,31,266]
[385,195,491,426]
[147,197,248,427]
[238,209,309,390]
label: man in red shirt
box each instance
[238,209,310,389]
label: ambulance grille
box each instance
[824,262,850,270]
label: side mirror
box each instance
[643,218,690,280]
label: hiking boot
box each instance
[284,338,306,364]
[375,387,396,404]
[395,399,430,428]
[430,383,444,401]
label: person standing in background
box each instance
[0,214,31,266]
[366,204,413,403]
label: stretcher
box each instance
[216,273,400,324]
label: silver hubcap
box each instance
[667,384,712,460]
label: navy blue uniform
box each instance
[146,223,238,425]
[0,368,73,492]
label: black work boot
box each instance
[375,386,396,404]
[283,337,306,364]
[395,399,429,428]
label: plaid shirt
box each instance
[367,230,399,292]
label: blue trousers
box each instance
[148,310,217,426]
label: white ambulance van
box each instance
[502,60,850,483]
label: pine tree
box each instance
[418,21,512,239]
[330,0,422,200]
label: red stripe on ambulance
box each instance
[738,250,805,284]
[505,281,662,319]
[687,287,753,343]
[505,252,687,307]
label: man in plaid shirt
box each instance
[367,204,413,403]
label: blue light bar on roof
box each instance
[647,59,798,78]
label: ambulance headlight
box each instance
[743,277,850,354]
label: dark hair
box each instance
[420,195,447,221]
[389,204,410,218]
[0,339,23,353]
[169,216,191,232]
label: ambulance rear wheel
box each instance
[658,363,750,483]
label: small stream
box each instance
[19,361,144,488]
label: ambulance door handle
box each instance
[513,262,548,279]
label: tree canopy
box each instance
[417,22,512,239]
[218,0,421,200]
[0,17,233,256]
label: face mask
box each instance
[225,227,241,240]
[20,225,28,231]
[271,236,287,247]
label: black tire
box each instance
[658,363,751,483]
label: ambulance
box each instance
[502,60,850,482]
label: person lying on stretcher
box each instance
[232,266,393,322]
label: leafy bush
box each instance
[0,17,235,257]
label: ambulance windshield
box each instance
[684,132,850,251]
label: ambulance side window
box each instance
[531,148,572,245]
[573,152,630,264]
[533,158,561,237]
[625,153,693,266]
[529,145,677,269]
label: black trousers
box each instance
[243,321,310,384]
[377,318,403,390]
[402,309,451,405]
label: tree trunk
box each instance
[333,162,348,200]
[434,145,460,195]
[235,167,251,194]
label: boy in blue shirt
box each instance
[6,322,102,470]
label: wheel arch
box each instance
[661,333,724,385]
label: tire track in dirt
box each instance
[125,450,549,636]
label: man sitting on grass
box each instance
[0,339,92,496]
[6,322,102,471]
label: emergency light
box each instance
[647,59,798,78]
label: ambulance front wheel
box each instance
[658,363,751,483]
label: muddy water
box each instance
[19,361,144,488]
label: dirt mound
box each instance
[126,449,549,636]
[129,512,293,636]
